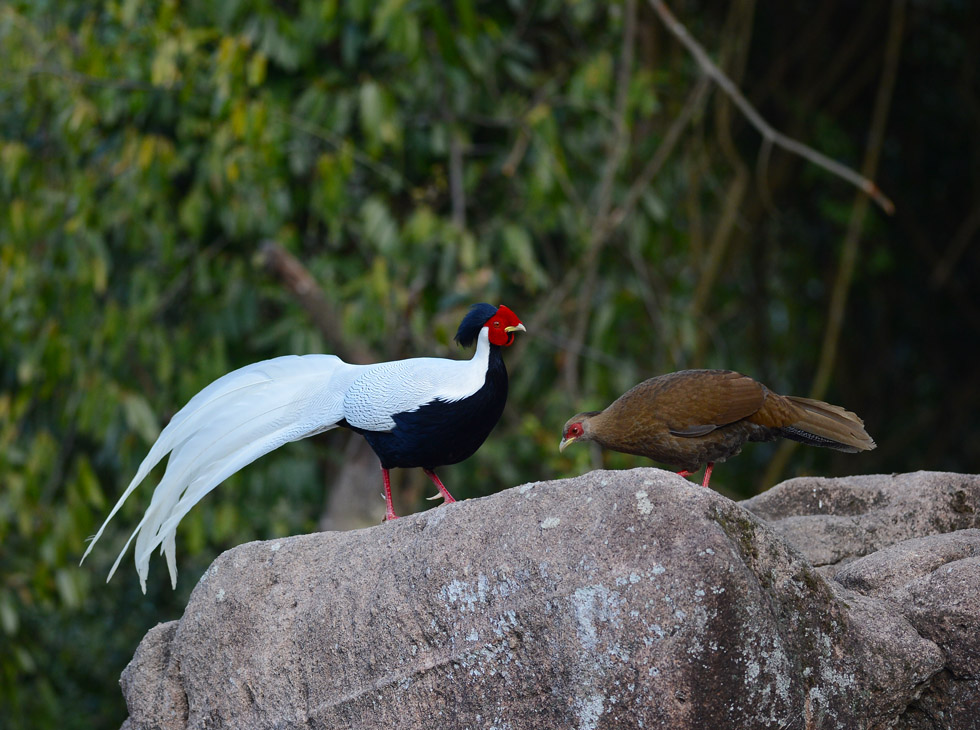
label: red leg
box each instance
[423,469,456,503]
[676,469,694,479]
[381,467,398,521]
[701,462,715,488]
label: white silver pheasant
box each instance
[81,303,525,592]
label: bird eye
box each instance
[493,321,501,327]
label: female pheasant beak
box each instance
[558,435,574,452]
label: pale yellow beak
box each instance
[505,323,527,334]
[559,436,575,453]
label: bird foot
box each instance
[676,464,714,488]
[423,469,457,504]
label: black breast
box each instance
[356,348,509,470]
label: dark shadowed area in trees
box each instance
[1,0,977,726]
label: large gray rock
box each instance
[117,469,976,730]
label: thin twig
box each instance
[647,0,895,215]
[763,0,905,487]
[688,15,753,366]
[155,240,230,316]
[689,171,749,366]
[541,139,586,210]
[593,0,638,221]
[563,0,638,396]
[609,75,712,231]
[627,241,685,369]
[811,0,905,401]
[501,126,530,177]
[931,206,980,287]
[279,112,404,190]
[502,83,584,207]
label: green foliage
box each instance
[1,0,977,727]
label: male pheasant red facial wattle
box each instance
[484,304,524,346]
[560,369,875,488]
[81,303,525,592]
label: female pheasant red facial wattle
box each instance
[82,303,525,592]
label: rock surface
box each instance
[118,470,979,730]
[741,471,980,569]
[834,529,980,729]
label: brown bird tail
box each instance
[778,396,876,453]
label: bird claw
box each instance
[425,493,444,501]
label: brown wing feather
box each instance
[600,370,766,435]
[660,370,766,434]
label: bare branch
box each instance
[811,0,905,400]
[563,0,639,396]
[762,0,906,487]
[688,169,749,366]
[594,0,638,221]
[931,206,980,287]
[501,126,530,177]
[647,0,896,215]
[279,112,404,190]
[502,83,584,207]
[258,241,376,365]
[609,75,712,231]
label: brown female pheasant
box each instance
[559,369,875,487]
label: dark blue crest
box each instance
[454,303,498,347]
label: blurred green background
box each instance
[1,0,978,726]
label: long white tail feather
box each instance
[134,417,330,591]
[82,354,366,592]
[82,357,316,566]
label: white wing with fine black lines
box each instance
[342,328,490,432]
